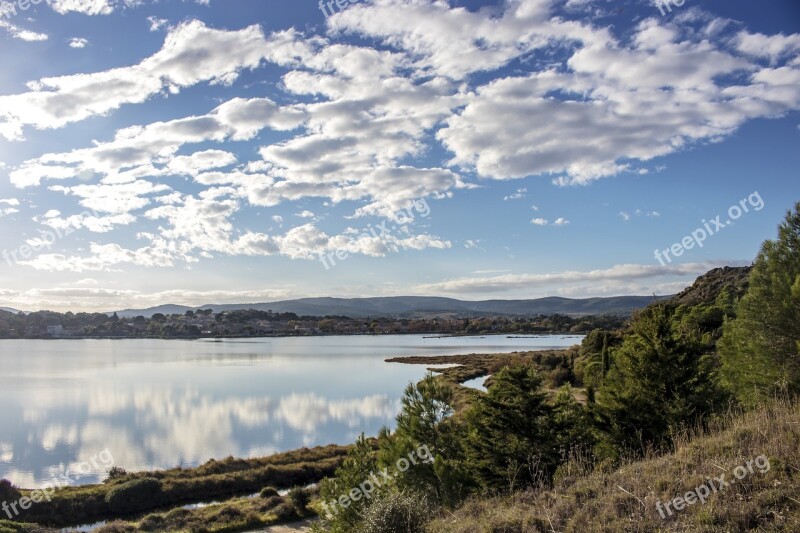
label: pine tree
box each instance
[719,202,800,404]
[464,366,557,492]
[379,374,473,507]
[597,305,723,454]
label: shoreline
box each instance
[0,331,585,341]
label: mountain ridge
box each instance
[112,295,672,319]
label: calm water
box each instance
[0,334,581,487]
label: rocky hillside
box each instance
[669,266,752,307]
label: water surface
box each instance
[0,334,581,487]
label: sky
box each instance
[0,0,798,312]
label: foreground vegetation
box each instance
[427,398,800,532]
[312,203,800,532]
[5,446,347,529]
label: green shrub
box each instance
[257,495,284,512]
[0,520,34,533]
[105,467,128,482]
[104,478,163,514]
[288,486,310,512]
[96,521,137,533]
[273,502,297,521]
[138,513,166,531]
[358,490,436,533]
[260,486,279,498]
[0,480,20,503]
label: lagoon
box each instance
[0,334,581,487]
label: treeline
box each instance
[0,307,625,339]
[316,203,800,533]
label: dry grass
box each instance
[427,398,800,532]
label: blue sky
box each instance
[0,0,798,311]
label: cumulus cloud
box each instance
[68,37,89,48]
[414,261,746,295]
[4,0,799,275]
[0,20,48,41]
[49,0,116,16]
[0,21,278,140]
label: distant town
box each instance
[0,308,625,339]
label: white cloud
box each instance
[735,30,800,62]
[147,16,168,31]
[0,21,276,140]
[415,261,744,295]
[0,20,48,41]
[504,187,527,201]
[49,0,115,16]
[531,218,548,226]
[0,198,19,217]
[68,37,89,48]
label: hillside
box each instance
[427,399,800,532]
[669,266,752,307]
[114,295,670,319]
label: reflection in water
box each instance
[1,388,399,487]
[0,335,581,486]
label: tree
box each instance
[318,435,379,533]
[379,374,473,507]
[597,305,724,454]
[719,202,800,404]
[464,365,557,493]
[551,385,596,458]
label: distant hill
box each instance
[0,307,21,314]
[114,295,671,319]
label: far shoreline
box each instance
[0,331,587,341]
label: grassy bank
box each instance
[387,348,581,410]
[11,446,348,529]
[427,398,800,532]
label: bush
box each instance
[288,486,310,512]
[105,467,128,482]
[0,520,33,533]
[257,495,284,512]
[95,522,137,533]
[0,480,20,504]
[104,478,163,514]
[138,513,165,531]
[260,486,279,498]
[273,502,297,521]
[357,490,437,533]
